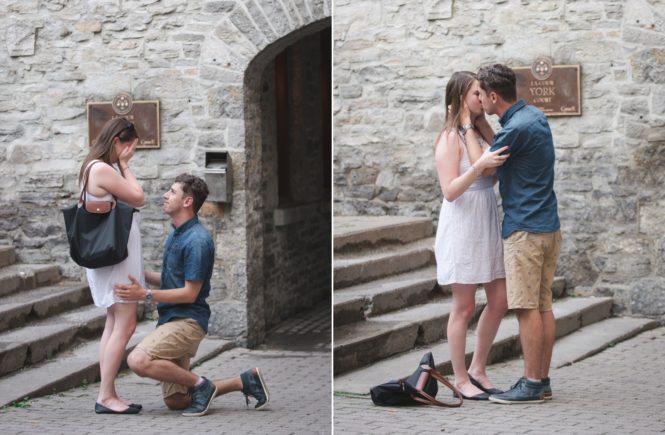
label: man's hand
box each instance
[114,274,147,301]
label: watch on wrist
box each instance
[145,289,153,302]
[461,123,474,134]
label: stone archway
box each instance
[242,17,331,346]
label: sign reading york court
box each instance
[87,93,161,148]
[513,57,581,117]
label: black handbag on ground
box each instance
[62,161,136,269]
[370,352,463,407]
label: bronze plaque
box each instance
[514,59,581,116]
[87,94,160,148]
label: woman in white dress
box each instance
[434,71,509,400]
[78,117,145,414]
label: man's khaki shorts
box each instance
[504,230,561,311]
[135,318,205,398]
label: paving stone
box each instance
[334,327,665,434]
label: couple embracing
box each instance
[434,64,561,404]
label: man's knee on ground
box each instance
[164,393,190,410]
[127,348,151,377]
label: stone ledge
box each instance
[273,201,328,227]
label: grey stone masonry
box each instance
[333,0,665,319]
[0,0,331,344]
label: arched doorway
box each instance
[243,18,331,346]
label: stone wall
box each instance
[0,0,331,345]
[333,0,665,318]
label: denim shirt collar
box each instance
[499,99,526,127]
[172,216,199,235]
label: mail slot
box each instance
[204,151,232,203]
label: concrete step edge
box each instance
[334,239,435,289]
[0,264,62,298]
[552,316,660,369]
[333,295,611,381]
[0,281,91,333]
[0,305,107,377]
[334,266,440,326]
[334,216,434,252]
[0,320,234,407]
[0,246,16,268]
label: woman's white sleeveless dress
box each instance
[82,161,145,308]
[434,132,505,285]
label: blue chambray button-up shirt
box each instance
[157,216,214,333]
[489,99,560,239]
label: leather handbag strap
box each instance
[409,367,463,408]
[79,160,116,212]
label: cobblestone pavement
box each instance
[0,303,332,435]
[334,326,665,435]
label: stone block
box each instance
[424,0,452,21]
[229,4,268,50]
[620,97,649,116]
[339,85,362,99]
[208,84,244,119]
[639,200,665,235]
[74,20,102,33]
[631,48,665,84]
[6,21,36,57]
[631,278,665,316]
[204,1,236,13]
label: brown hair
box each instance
[477,64,517,102]
[78,117,138,183]
[443,71,477,132]
[175,173,209,213]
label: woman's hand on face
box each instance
[117,138,138,165]
[461,102,472,125]
[473,109,488,126]
[476,146,509,170]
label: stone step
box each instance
[0,281,91,333]
[334,216,434,253]
[334,237,435,289]
[0,320,234,407]
[334,276,566,372]
[334,296,614,392]
[551,316,659,368]
[0,264,61,298]
[0,246,16,268]
[334,266,442,326]
[334,293,488,375]
[0,305,106,377]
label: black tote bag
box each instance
[62,161,135,269]
[370,352,463,408]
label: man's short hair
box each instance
[175,173,209,213]
[477,64,517,102]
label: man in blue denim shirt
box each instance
[115,174,269,416]
[476,64,561,404]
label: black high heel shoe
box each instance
[468,373,503,395]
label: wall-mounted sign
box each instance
[87,93,160,148]
[513,57,581,117]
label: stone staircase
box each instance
[0,245,233,407]
[333,217,659,393]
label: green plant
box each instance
[9,397,31,408]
